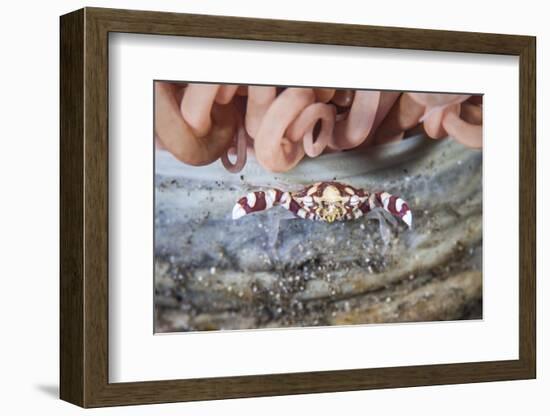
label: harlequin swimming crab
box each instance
[232,181,412,228]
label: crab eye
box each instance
[303,196,314,206]
[349,195,360,206]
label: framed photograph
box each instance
[60,7,536,407]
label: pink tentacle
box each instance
[442,111,483,149]
[314,88,336,103]
[221,123,249,173]
[155,82,237,166]
[415,93,471,139]
[235,85,249,96]
[330,91,381,150]
[364,92,401,143]
[286,102,336,157]
[460,102,483,125]
[423,103,461,139]
[253,88,314,172]
[372,93,424,145]
[179,83,220,138]
[331,90,355,107]
[215,84,240,104]
[245,86,277,139]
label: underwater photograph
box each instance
[153,82,483,333]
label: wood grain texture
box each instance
[59,8,84,406]
[518,38,536,376]
[83,10,110,406]
[59,7,537,408]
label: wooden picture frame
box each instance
[60,7,536,408]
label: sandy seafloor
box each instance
[154,135,482,332]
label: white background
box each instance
[0,0,546,414]
[110,34,519,382]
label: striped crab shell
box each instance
[232,181,412,228]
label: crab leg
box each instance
[280,196,311,219]
[359,191,412,228]
[232,189,289,219]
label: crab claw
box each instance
[402,210,413,229]
[372,192,413,229]
[232,189,286,220]
[232,203,247,220]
